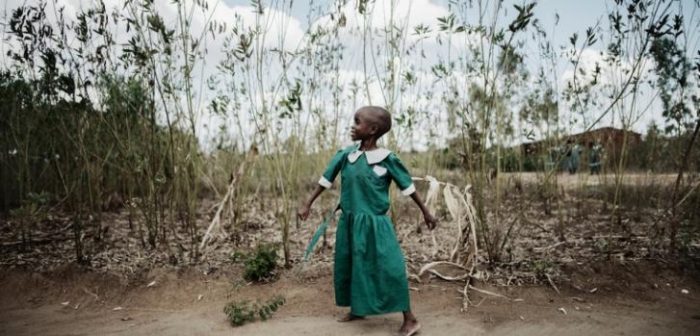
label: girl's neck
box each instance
[359,138,378,151]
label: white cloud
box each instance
[4,0,685,153]
[2,0,308,145]
[306,0,479,73]
[558,48,662,134]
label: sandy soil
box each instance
[1,265,698,336]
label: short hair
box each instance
[362,106,392,137]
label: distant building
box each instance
[520,127,642,171]
[570,126,642,150]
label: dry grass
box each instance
[1,172,698,319]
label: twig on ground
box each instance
[462,263,476,311]
[82,287,99,301]
[419,261,470,281]
[200,159,248,251]
[546,273,561,295]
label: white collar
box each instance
[348,147,391,164]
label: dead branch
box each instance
[462,185,480,260]
[546,273,561,295]
[462,263,476,311]
[200,159,248,251]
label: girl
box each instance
[298,106,437,336]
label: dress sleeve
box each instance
[318,149,347,188]
[385,153,416,196]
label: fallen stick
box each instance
[546,274,561,295]
[82,287,99,301]
[200,159,247,250]
[462,263,476,312]
[428,269,470,281]
[472,297,487,307]
[419,261,470,281]
[418,261,466,275]
[462,282,471,311]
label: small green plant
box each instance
[243,244,278,282]
[224,300,255,326]
[224,295,286,326]
[257,295,285,321]
[9,192,51,251]
[229,250,247,263]
[594,238,609,255]
[530,259,554,279]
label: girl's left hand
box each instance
[297,204,311,221]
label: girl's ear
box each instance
[370,124,379,135]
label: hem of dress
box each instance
[338,305,411,316]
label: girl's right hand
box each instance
[297,204,311,221]
[423,212,437,230]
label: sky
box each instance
[2,0,699,151]
[208,0,700,149]
[221,0,610,47]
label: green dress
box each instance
[318,145,416,316]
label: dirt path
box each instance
[1,267,698,336]
[2,302,697,336]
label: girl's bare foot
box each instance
[399,313,421,336]
[337,313,364,322]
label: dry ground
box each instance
[1,172,698,335]
[0,262,699,336]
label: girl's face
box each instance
[351,109,377,141]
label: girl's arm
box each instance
[383,152,437,230]
[300,147,347,220]
[409,192,437,230]
[298,185,325,220]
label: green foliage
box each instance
[223,295,285,327]
[224,300,255,326]
[229,250,247,263]
[9,192,51,221]
[627,123,700,172]
[2,0,212,260]
[649,36,694,133]
[530,259,554,278]
[243,244,278,282]
[8,191,50,251]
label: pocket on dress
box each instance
[372,165,387,177]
